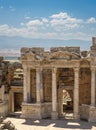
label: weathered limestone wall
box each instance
[57,68,74,87]
[90,37,96,57]
[22,103,42,119]
[22,102,52,119]
[79,68,91,105]
[50,47,80,54]
[0,101,9,117]
[41,102,52,118]
[43,69,52,102]
[0,57,10,117]
[80,104,96,122]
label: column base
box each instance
[51,111,58,120]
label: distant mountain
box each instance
[0,36,91,51]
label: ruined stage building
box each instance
[1,37,96,122]
[19,37,96,122]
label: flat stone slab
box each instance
[4,117,96,130]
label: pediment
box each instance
[50,51,80,60]
[21,51,36,61]
[50,51,71,60]
[71,53,81,59]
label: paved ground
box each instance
[4,116,96,130]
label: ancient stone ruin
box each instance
[20,37,96,122]
[0,37,96,123]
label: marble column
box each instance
[36,68,43,103]
[23,65,28,102]
[74,67,79,119]
[91,67,96,106]
[51,67,58,119]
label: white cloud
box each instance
[0,12,96,40]
[50,12,68,19]
[87,17,96,23]
[50,12,83,31]
[20,22,25,26]
[42,18,49,23]
[26,20,43,27]
[0,24,10,31]
[25,16,31,20]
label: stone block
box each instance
[51,111,58,120]
[80,104,96,122]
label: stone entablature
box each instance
[20,47,91,69]
[20,46,81,61]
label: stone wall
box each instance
[0,101,9,117]
[30,69,36,102]
[21,102,52,119]
[21,103,42,119]
[43,69,52,102]
[50,47,80,54]
[80,104,96,122]
[79,68,91,105]
[57,68,74,87]
[90,37,96,57]
[41,102,52,118]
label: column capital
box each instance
[36,67,43,74]
[91,66,96,72]
[74,67,80,72]
[52,67,57,73]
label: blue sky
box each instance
[0,0,96,43]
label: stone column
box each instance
[40,68,43,102]
[51,67,58,119]
[36,68,42,103]
[1,85,5,101]
[23,65,28,102]
[74,67,79,119]
[91,67,96,106]
[11,92,14,112]
[27,67,31,103]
